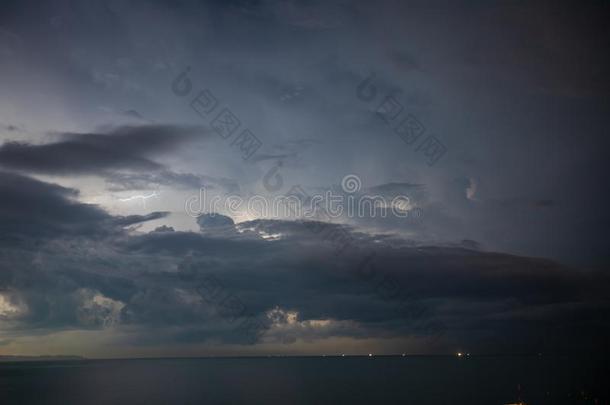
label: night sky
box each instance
[0,0,609,358]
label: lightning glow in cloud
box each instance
[117,191,160,208]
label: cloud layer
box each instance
[1,172,608,355]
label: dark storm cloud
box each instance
[115,218,610,351]
[113,211,170,227]
[0,170,608,350]
[0,0,609,356]
[225,222,609,349]
[0,171,168,243]
[196,213,235,229]
[0,125,208,175]
[0,171,109,241]
[0,175,608,352]
[3,0,604,263]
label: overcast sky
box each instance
[0,0,608,358]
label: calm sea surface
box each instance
[0,355,607,404]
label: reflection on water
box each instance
[0,355,606,404]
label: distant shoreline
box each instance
[0,355,85,362]
[1,353,602,363]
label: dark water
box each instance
[0,355,607,404]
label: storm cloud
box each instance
[0,0,608,358]
[1,173,608,354]
[0,125,208,174]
